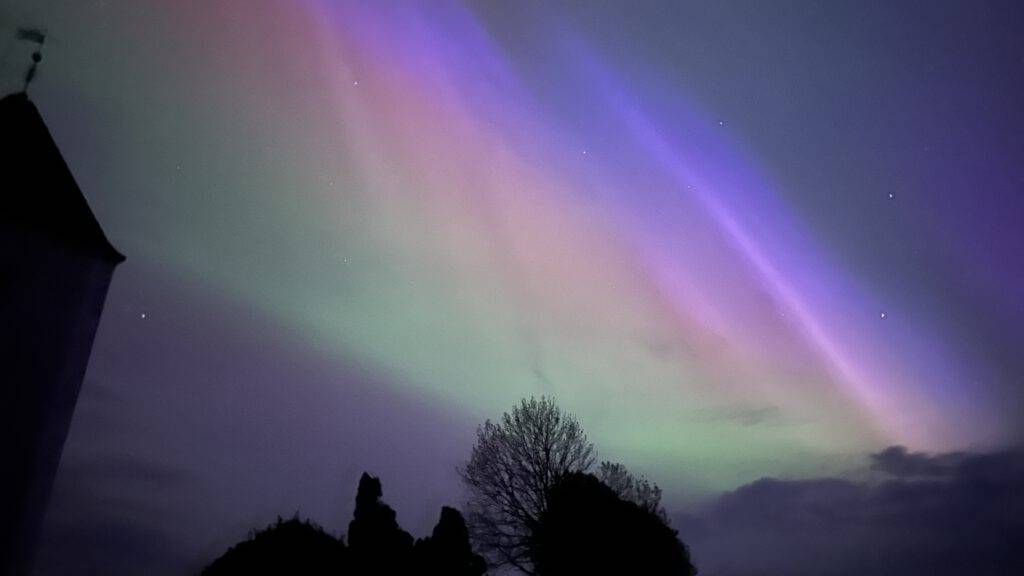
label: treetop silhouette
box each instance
[459,396,595,572]
[201,516,346,576]
[413,506,487,576]
[459,396,693,574]
[347,472,414,573]
[533,472,697,575]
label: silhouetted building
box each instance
[0,92,124,574]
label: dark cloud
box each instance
[690,405,787,427]
[35,514,182,575]
[870,445,968,478]
[33,452,188,575]
[58,453,188,491]
[675,447,1024,576]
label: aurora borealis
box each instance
[3,0,1023,573]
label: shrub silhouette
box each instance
[346,472,414,573]
[532,472,697,576]
[414,506,487,576]
[201,473,494,574]
[201,516,346,575]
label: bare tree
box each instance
[597,461,667,522]
[459,397,594,574]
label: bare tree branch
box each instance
[459,397,594,573]
[597,461,667,522]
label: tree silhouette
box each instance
[459,397,595,573]
[532,472,697,576]
[201,516,346,575]
[598,461,667,521]
[413,506,487,576]
[201,406,691,576]
[347,472,413,573]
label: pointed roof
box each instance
[0,92,124,263]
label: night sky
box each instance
[2,1,1023,574]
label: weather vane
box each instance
[16,27,47,94]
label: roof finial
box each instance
[16,27,47,94]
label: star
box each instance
[353,80,359,86]
[880,311,887,319]
[140,313,146,319]
[888,192,894,199]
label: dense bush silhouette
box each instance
[346,472,414,573]
[201,516,346,575]
[531,473,696,575]
[413,506,487,576]
[203,472,488,575]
